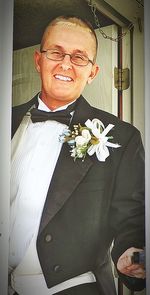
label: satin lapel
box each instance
[12,94,38,137]
[39,97,95,234]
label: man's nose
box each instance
[60,54,72,71]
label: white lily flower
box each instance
[86,118,121,161]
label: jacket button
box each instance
[45,234,52,242]
[53,265,61,272]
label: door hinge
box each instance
[114,67,130,91]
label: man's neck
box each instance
[39,94,76,111]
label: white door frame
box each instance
[0,0,13,294]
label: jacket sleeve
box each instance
[110,128,145,291]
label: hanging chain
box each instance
[135,0,144,7]
[88,0,134,42]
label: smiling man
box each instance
[10,16,145,295]
[34,17,99,109]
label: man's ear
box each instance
[34,50,41,73]
[87,63,100,84]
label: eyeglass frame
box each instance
[40,49,95,66]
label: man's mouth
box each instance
[54,74,73,82]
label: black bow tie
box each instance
[30,101,77,125]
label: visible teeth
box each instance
[55,75,72,81]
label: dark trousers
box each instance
[14,282,101,295]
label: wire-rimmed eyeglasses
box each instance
[40,49,94,66]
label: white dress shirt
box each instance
[9,97,96,295]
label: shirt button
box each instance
[45,234,52,242]
[53,265,61,272]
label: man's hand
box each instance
[117,247,146,279]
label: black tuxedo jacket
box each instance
[12,94,145,294]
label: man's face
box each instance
[34,22,99,109]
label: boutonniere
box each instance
[60,118,121,162]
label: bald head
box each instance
[40,16,98,62]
